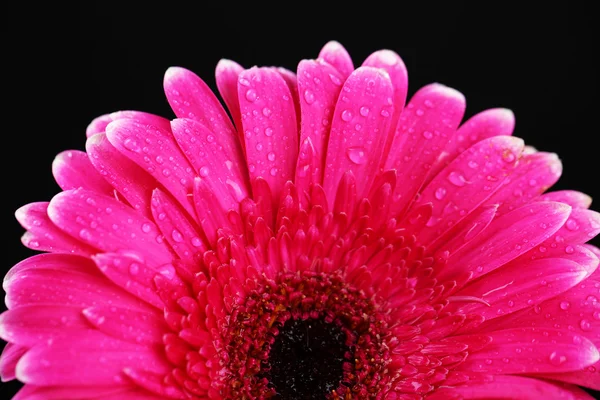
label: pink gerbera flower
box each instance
[2,41,600,399]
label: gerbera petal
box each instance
[238,67,298,202]
[428,108,515,182]
[163,67,242,169]
[362,49,408,144]
[85,111,171,138]
[450,257,588,322]
[539,190,593,209]
[47,188,172,267]
[0,305,89,347]
[276,67,301,127]
[170,118,248,210]
[322,66,394,204]
[295,59,344,191]
[192,177,234,246]
[483,152,563,216]
[105,119,196,216]
[557,208,600,243]
[12,385,145,400]
[317,41,354,79]
[150,188,207,264]
[440,201,570,281]
[3,254,152,312]
[52,150,114,195]
[86,133,158,218]
[384,84,466,217]
[0,343,27,382]
[412,136,523,246]
[15,202,95,255]
[430,375,595,400]
[458,328,599,374]
[215,59,245,141]
[15,333,169,386]
[82,305,167,345]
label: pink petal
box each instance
[459,328,599,374]
[238,67,298,203]
[516,242,599,278]
[428,108,515,182]
[163,67,242,165]
[430,375,595,399]
[362,49,408,149]
[480,274,600,347]
[322,66,394,205]
[539,190,593,209]
[451,257,588,322]
[483,152,563,216]
[556,208,600,244]
[82,305,167,345]
[192,177,233,246]
[12,385,144,400]
[150,188,207,264]
[171,118,248,210]
[317,41,354,79]
[277,67,301,129]
[93,253,166,309]
[215,59,245,143]
[384,84,466,217]
[52,150,114,195]
[3,254,152,312]
[0,305,90,347]
[412,136,523,246]
[294,59,344,191]
[123,368,186,398]
[15,332,169,386]
[85,111,171,138]
[48,188,172,267]
[440,201,570,281]
[540,359,600,391]
[86,133,158,218]
[15,202,95,256]
[105,119,196,216]
[1,343,27,382]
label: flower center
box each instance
[265,318,347,399]
[220,271,391,399]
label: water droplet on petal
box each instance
[341,109,353,122]
[434,187,447,200]
[467,160,478,169]
[129,263,140,275]
[123,138,141,152]
[141,223,152,233]
[502,150,516,163]
[191,237,203,247]
[270,167,279,177]
[422,131,433,139]
[171,229,184,243]
[303,89,315,104]
[329,73,342,86]
[560,301,570,310]
[360,106,370,117]
[262,107,272,117]
[267,152,276,161]
[566,219,579,231]
[548,351,567,366]
[207,135,215,143]
[565,245,574,254]
[346,147,366,165]
[580,319,591,331]
[79,229,92,240]
[245,89,257,102]
[265,127,274,137]
[448,171,467,187]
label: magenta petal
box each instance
[85,110,170,138]
[106,119,196,216]
[3,254,152,311]
[317,41,354,79]
[82,305,167,345]
[459,328,599,374]
[15,332,169,385]
[0,305,89,346]
[323,66,394,204]
[238,67,298,203]
[52,150,114,195]
[484,152,563,216]
[384,84,466,217]
[428,108,515,182]
[431,375,595,399]
[171,118,248,209]
[539,190,593,209]
[48,188,172,267]
[12,385,144,400]
[412,136,523,246]
[556,208,600,244]
[295,59,344,190]
[86,133,158,218]
[441,201,570,281]
[216,59,245,142]
[452,257,588,322]
[150,188,207,264]
[0,343,27,382]
[15,202,96,255]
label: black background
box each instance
[2,2,598,398]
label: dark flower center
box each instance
[266,318,348,399]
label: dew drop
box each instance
[447,171,467,187]
[434,187,447,200]
[270,167,279,177]
[467,160,478,169]
[191,237,203,247]
[593,311,600,321]
[422,131,433,139]
[566,219,579,231]
[162,168,171,177]
[502,150,516,163]
[303,89,315,104]
[329,73,342,86]
[262,107,272,117]
[565,245,574,254]
[129,263,140,276]
[245,89,257,102]
[476,266,484,273]
[341,109,353,122]
[171,229,184,243]
[346,147,367,165]
[559,301,570,310]
[380,109,390,117]
[123,138,141,152]
[207,135,215,143]
[268,152,276,161]
[141,223,152,233]
[548,351,567,366]
[580,319,591,331]
[424,99,434,108]
[416,109,425,116]
[79,229,92,240]
[360,106,370,117]
[265,127,274,137]
[155,155,164,164]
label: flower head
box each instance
[2,41,600,399]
